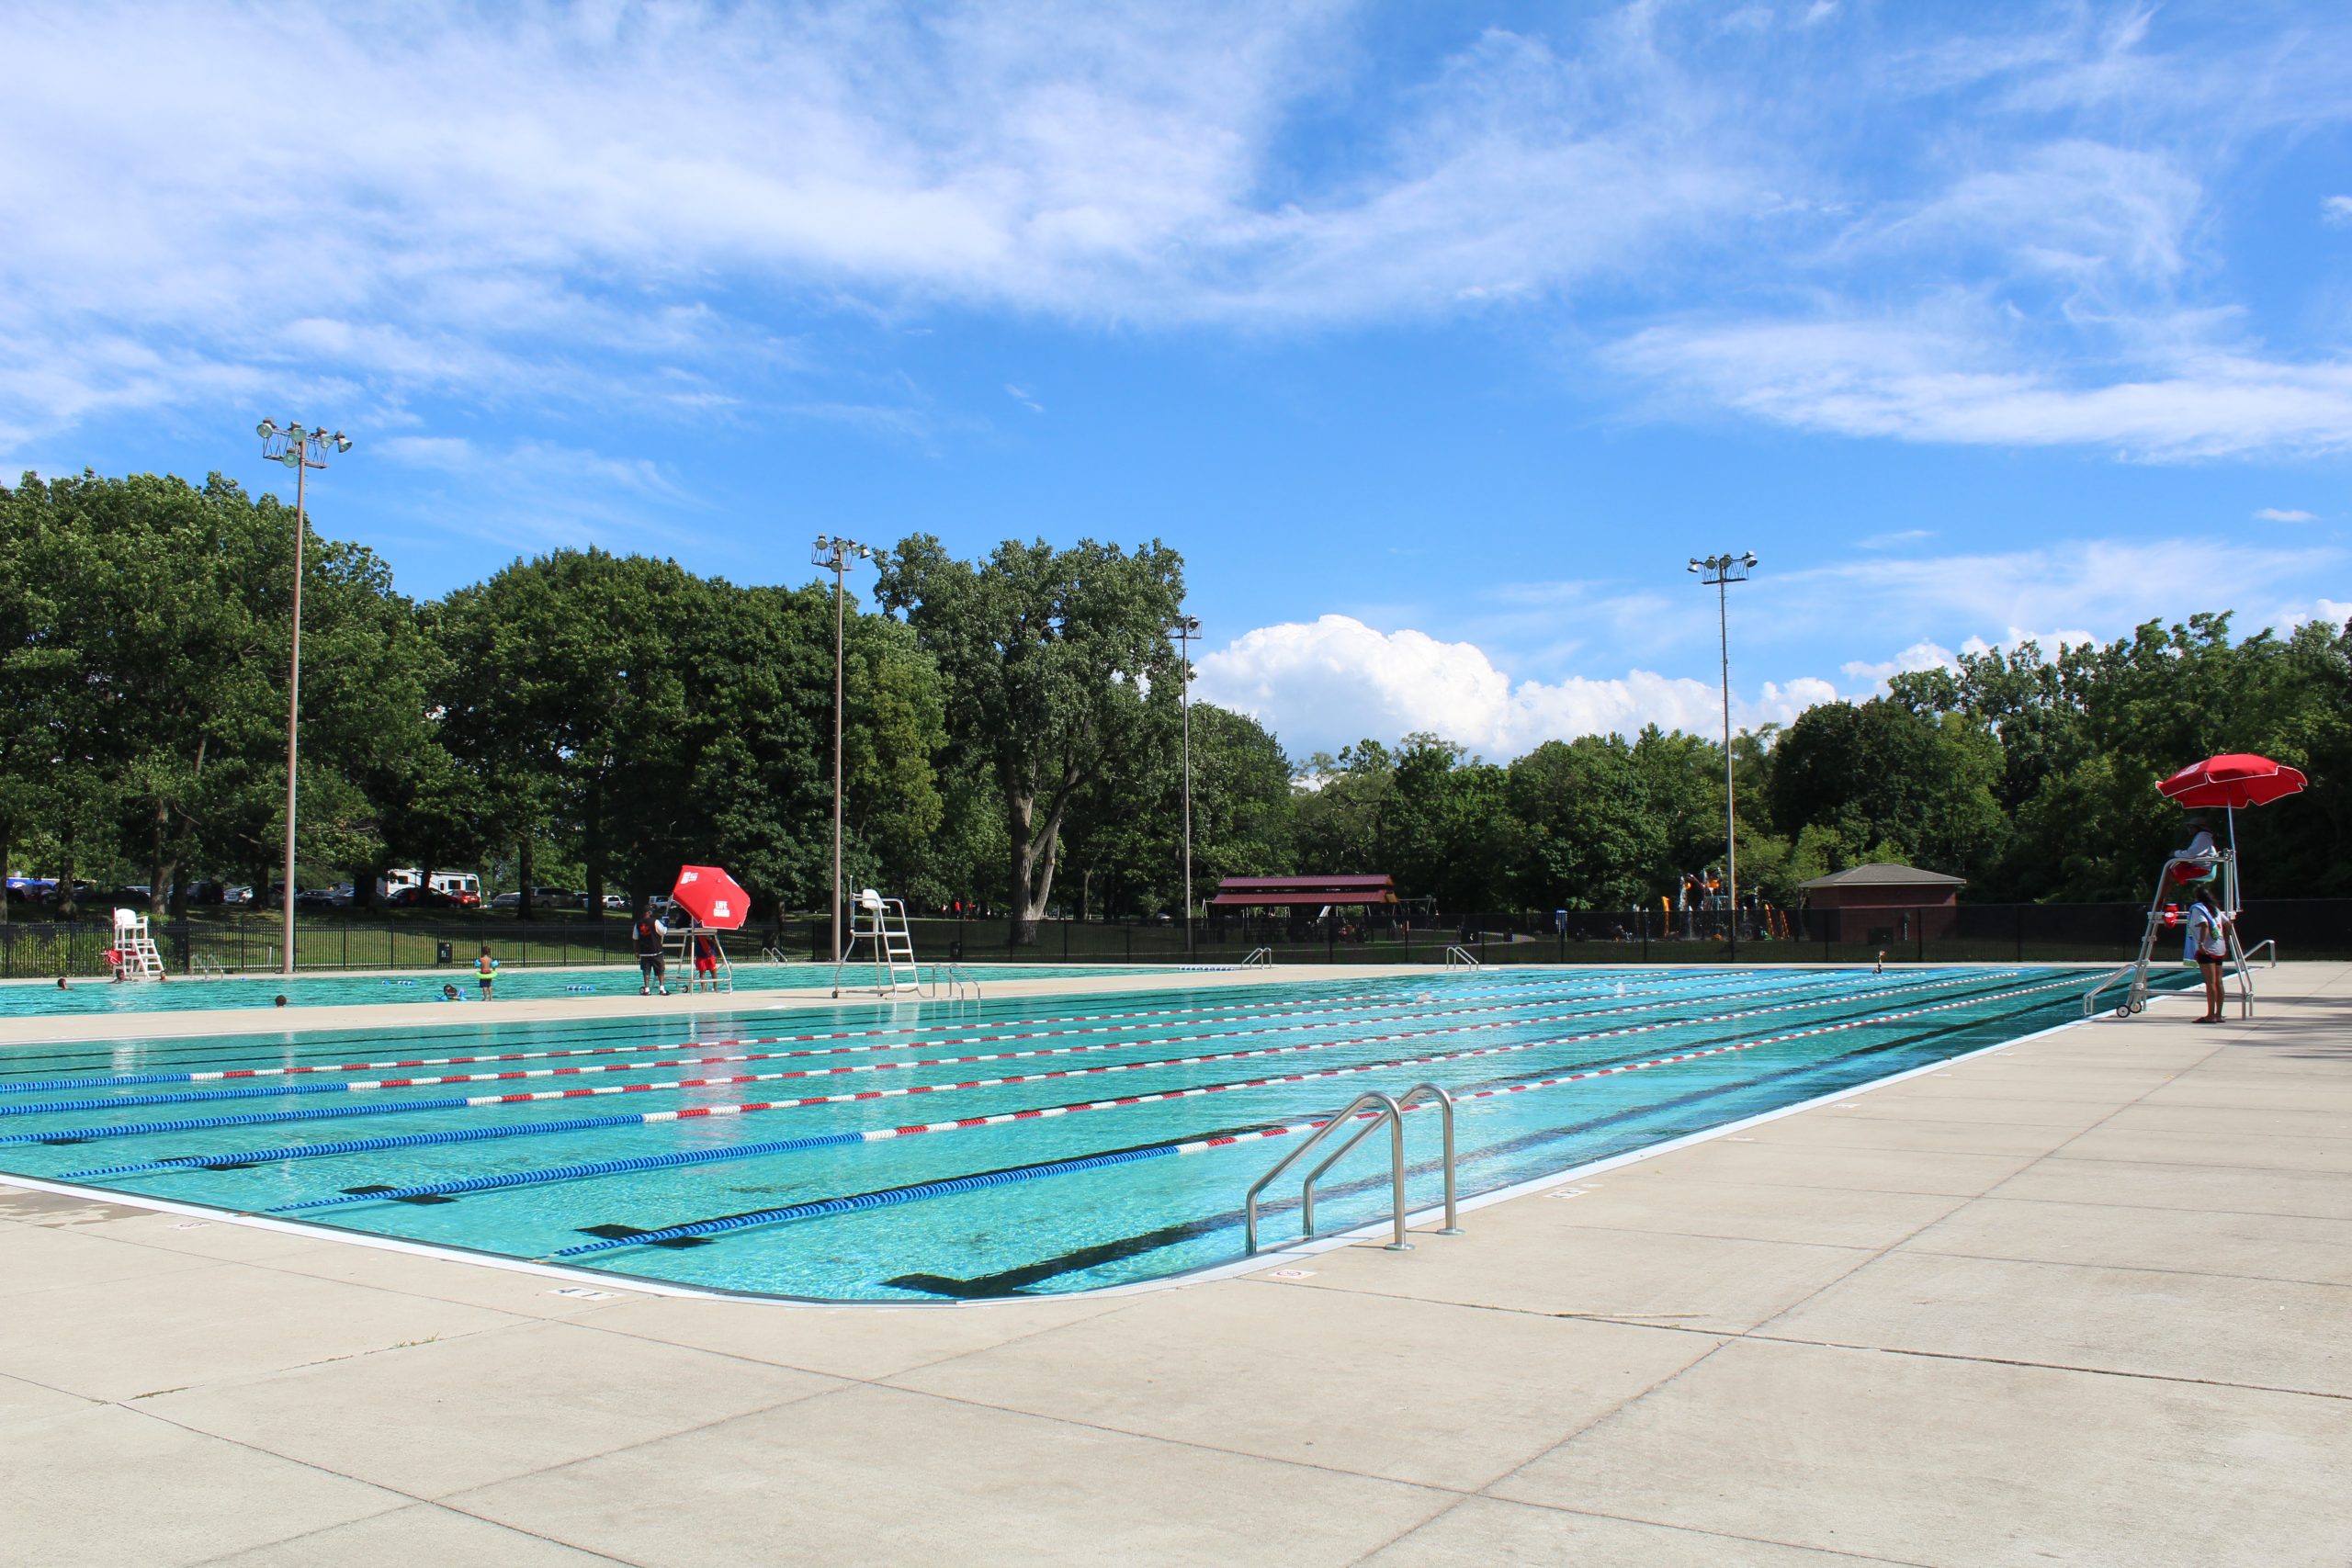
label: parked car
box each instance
[221,885,254,906]
[603,893,629,911]
[326,882,356,908]
[386,885,463,909]
[531,886,584,909]
[489,891,523,910]
[294,887,336,909]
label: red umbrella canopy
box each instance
[2156,753,2309,809]
[671,865,750,930]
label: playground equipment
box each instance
[833,888,921,998]
[107,908,167,981]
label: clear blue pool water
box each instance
[0,962,1196,1018]
[0,964,2164,1300]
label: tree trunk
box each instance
[517,836,536,920]
[582,786,605,923]
[0,820,11,927]
[149,800,172,920]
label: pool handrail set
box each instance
[1245,1081,1463,1256]
[2084,847,2256,1019]
[833,887,922,998]
[1443,945,1481,968]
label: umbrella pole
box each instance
[2227,805,2239,914]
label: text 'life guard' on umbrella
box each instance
[670,865,749,994]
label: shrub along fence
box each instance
[3,899,2343,980]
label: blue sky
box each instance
[4,1,2348,759]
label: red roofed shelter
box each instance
[1797,863,1963,942]
[1206,874,1399,912]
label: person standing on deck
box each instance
[2186,890,2232,1022]
[634,903,670,996]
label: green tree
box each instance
[876,536,1183,943]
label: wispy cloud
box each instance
[2254,506,2317,523]
[1858,528,1934,550]
[2324,196,2352,227]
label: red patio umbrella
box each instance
[2155,754,2307,905]
[2155,753,2308,809]
[670,865,750,930]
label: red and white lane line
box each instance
[607,970,2079,1162]
[445,967,2019,1126]
[195,969,1955,1105]
[143,970,1704,1085]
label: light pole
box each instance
[256,419,351,976]
[1688,551,1757,961]
[1169,615,1200,956]
[812,535,873,964]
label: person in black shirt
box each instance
[634,904,670,996]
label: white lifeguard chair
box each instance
[110,908,167,981]
[2085,844,2255,1020]
[664,921,735,994]
[832,888,921,998]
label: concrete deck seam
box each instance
[1735,1329,2352,1403]
[121,1354,857,1514]
[1426,1495,1939,1568]
[560,1289,1151,1383]
[845,1376,1483,1499]
[184,1500,653,1568]
[1898,1242,2352,1290]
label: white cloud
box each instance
[1857,528,1934,549]
[1608,314,2352,458]
[2254,507,2317,523]
[2324,196,2352,227]
[1004,383,1045,413]
[1839,639,1956,685]
[1195,614,1839,759]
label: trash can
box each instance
[435,941,453,965]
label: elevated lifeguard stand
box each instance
[2085,843,2253,1020]
[833,888,921,998]
[110,908,167,981]
[667,865,748,995]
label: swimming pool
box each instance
[0,962,1196,1018]
[0,965,2156,1300]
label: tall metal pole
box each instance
[257,421,350,978]
[1171,615,1199,956]
[811,536,872,965]
[831,558,844,965]
[284,454,305,975]
[1689,552,1757,963]
[1718,570,1734,963]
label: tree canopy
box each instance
[5,469,2346,924]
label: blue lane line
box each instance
[62,1111,670,1181]
[553,1143,1182,1258]
[269,1129,875,1212]
[2,1095,484,1150]
[0,1079,366,1118]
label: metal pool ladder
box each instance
[1443,945,1481,968]
[1240,947,1274,966]
[1244,1083,1463,1255]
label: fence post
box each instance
[2015,904,2025,963]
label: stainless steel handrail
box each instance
[1443,945,1480,968]
[1246,1092,1402,1254]
[1244,1084,1464,1255]
[1241,947,1274,966]
[2239,938,2278,969]
[1301,1082,1461,1242]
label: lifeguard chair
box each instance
[109,908,167,981]
[833,888,921,998]
[2086,842,2251,1020]
[667,865,746,994]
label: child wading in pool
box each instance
[634,904,670,996]
[476,945,498,1000]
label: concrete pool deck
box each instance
[1,964,2346,1566]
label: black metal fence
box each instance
[5,899,2344,980]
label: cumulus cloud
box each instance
[1194,614,1839,759]
[2324,196,2352,227]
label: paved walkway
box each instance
[2,965,2346,1566]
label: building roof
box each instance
[1796,862,1967,891]
[1208,874,1398,908]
